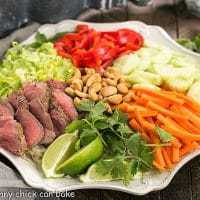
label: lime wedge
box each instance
[42,132,78,178]
[56,137,103,176]
[80,161,116,183]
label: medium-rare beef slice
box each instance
[0,102,13,124]
[50,100,70,135]
[8,91,28,110]
[29,98,56,144]
[15,108,44,147]
[47,80,66,91]
[52,89,78,121]
[0,120,27,155]
[23,83,56,144]
[23,82,50,110]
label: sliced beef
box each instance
[0,102,27,155]
[8,91,28,110]
[52,89,78,121]
[0,102,13,124]
[47,80,66,91]
[23,82,50,110]
[23,83,56,144]
[3,102,14,116]
[15,108,44,147]
[50,99,70,135]
[0,120,27,156]
[29,98,56,144]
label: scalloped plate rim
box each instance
[1,20,200,195]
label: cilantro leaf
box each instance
[80,129,97,147]
[130,160,140,176]
[77,100,95,112]
[104,135,126,155]
[127,134,153,172]
[112,109,128,124]
[156,126,174,143]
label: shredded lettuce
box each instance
[0,42,75,98]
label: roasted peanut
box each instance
[107,94,123,104]
[82,74,90,84]
[74,97,81,106]
[98,94,103,100]
[74,90,88,98]
[104,78,117,86]
[83,86,88,93]
[71,79,83,91]
[65,87,75,97]
[103,71,115,79]
[123,92,133,102]
[86,73,101,87]
[88,82,101,101]
[101,86,117,97]
[117,83,128,94]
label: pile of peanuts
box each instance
[65,67,132,107]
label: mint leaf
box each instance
[156,126,174,143]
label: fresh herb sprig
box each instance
[66,100,154,185]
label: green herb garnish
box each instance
[66,100,153,185]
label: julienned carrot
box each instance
[172,147,180,163]
[155,148,166,167]
[140,93,170,108]
[130,110,157,118]
[180,107,200,129]
[147,101,187,120]
[174,92,200,114]
[129,118,142,132]
[117,87,200,171]
[170,106,200,134]
[180,142,199,156]
[132,87,184,105]
[162,148,173,168]
[135,109,155,131]
[153,161,165,171]
[158,115,200,141]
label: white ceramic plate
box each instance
[1,20,200,195]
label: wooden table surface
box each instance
[1,1,200,199]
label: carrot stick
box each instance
[132,87,184,105]
[175,92,200,114]
[157,114,200,141]
[135,109,155,131]
[129,118,142,132]
[140,93,170,107]
[180,142,199,156]
[172,147,180,163]
[180,107,200,129]
[147,101,187,120]
[162,148,173,168]
[170,106,200,134]
[153,161,165,171]
[155,148,166,167]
